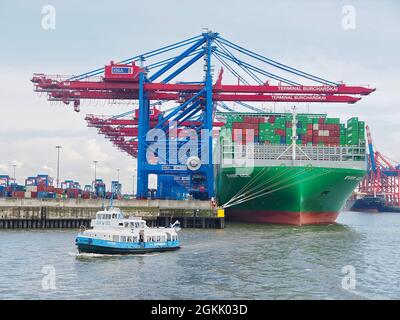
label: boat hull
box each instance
[77,243,180,255]
[350,196,400,213]
[216,166,366,225]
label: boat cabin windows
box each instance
[166,233,178,241]
[123,221,144,229]
[146,235,166,242]
[96,211,124,221]
[125,236,138,242]
[115,235,139,243]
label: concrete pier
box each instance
[0,198,224,229]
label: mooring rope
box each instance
[224,166,310,207]
[223,169,330,208]
[223,166,296,207]
[223,167,270,205]
[222,166,297,208]
[223,169,331,208]
[226,167,312,206]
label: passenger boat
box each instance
[75,207,181,254]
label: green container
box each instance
[273,123,286,129]
[346,134,358,139]
[346,136,359,142]
[259,123,272,130]
[297,127,307,134]
[347,117,359,125]
[325,118,340,124]
[228,116,243,123]
[347,128,359,135]
[260,129,274,136]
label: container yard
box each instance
[0,173,224,229]
[0,174,122,200]
[2,0,400,303]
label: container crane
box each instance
[31,30,375,200]
[359,126,400,206]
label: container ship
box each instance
[215,110,367,225]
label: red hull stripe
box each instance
[226,209,339,225]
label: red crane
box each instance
[33,72,373,112]
[358,126,400,206]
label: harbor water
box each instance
[1,211,400,300]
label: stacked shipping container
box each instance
[221,113,366,147]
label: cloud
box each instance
[40,165,54,173]
[84,139,111,162]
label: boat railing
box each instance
[220,143,366,162]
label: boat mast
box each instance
[291,106,297,164]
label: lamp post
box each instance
[12,164,16,183]
[56,146,62,188]
[117,168,120,183]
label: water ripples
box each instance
[0,211,400,299]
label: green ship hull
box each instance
[216,166,366,225]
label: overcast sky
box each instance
[0,0,399,193]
